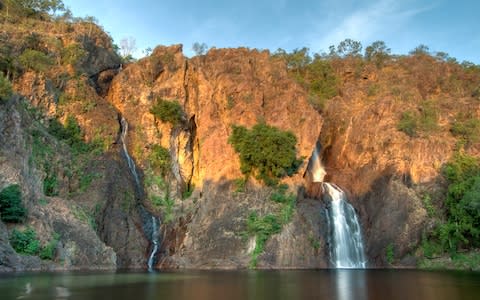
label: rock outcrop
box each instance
[0,98,117,271]
[106,45,323,268]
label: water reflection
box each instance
[335,270,367,300]
[1,270,480,300]
[55,286,70,299]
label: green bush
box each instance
[39,232,59,260]
[386,243,395,264]
[229,123,302,185]
[0,72,13,101]
[18,49,54,72]
[149,144,171,176]
[150,99,184,126]
[151,195,174,223]
[451,116,480,145]
[9,228,40,255]
[43,163,58,196]
[437,153,480,254]
[398,111,418,137]
[0,184,27,223]
[306,58,338,103]
[418,101,439,132]
[48,116,93,154]
[365,41,391,68]
[398,102,438,137]
[246,212,282,267]
[61,43,86,66]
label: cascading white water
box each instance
[120,117,140,187]
[147,216,160,271]
[309,144,327,182]
[324,183,366,268]
[119,116,160,270]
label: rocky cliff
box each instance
[1,7,479,271]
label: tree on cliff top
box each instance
[2,0,65,18]
[229,123,302,185]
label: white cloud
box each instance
[308,0,435,51]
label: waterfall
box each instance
[120,116,140,187]
[324,183,366,269]
[147,216,160,271]
[119,116,160,270]
[307,142,327,182]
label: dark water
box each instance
[1,269,479,300]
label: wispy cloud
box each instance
[308,0,436,51]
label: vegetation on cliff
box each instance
[1,0,479,271]
[245,184,297,267]
[0,184,26,223]
[149,98,185,126]
[422,153,480,257]
[229,123,302,185]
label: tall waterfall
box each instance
[120,117,140,187]
[324,183,366,268]
[147,216,160,271]
[119,116,160,270]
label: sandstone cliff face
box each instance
[0,98,117,271]
[3,11,478,270]
[106,46,323,268]
[317,56,480,266]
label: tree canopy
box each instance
[229,123,302,185]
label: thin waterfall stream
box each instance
[119,116,160,271]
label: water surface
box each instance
[1,269,479,300]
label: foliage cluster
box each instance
[423,153,480,257]
[245,184,297,267]
[151,194,174,223]
[385,243,395,264]
[450,114,480,146]
[272,48,338,110]
[18,49,54,72]
[229,123,302,185]
[2,0,66,18]
[48,115,100,155]
[149,144,171,176]
[9,227,40,255]
[0,184,27,223]
[0,72,13,101]
[398,101,439,137]
[60,43,86,66]
[9,227,59,260]
[246,212,282,267]
[150,99,184,126]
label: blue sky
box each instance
[63,0,479,63]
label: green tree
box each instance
[150,99,185,126]
[0,72,13,101]
[451,115,480,145]
[18,49,54,72]
[228,123,302,185]
[9,227,40,255]
[336,39,363,57]
[61,43,86,66]
[410,44,430,56]
[365,40,391,67]
[192,42,208,56]
[0,184,27,223]
[273,47,311,75]
[438,153,480,254]
[3,0,65,17]
[305,56,339,109]
[149,144,171,176]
